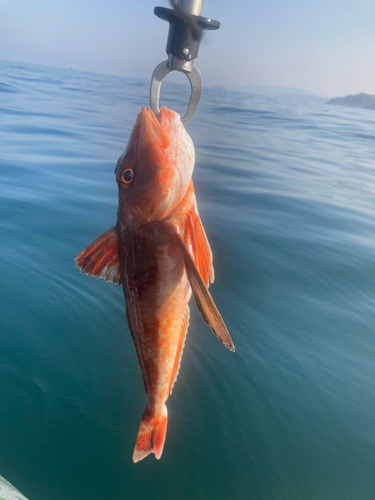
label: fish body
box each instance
[76,106,234,462]
[118,220,190,461]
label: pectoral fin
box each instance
[75,227,121,285]
[170,224,235,352]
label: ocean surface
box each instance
[1,59,374,500]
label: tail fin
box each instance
[133,404,168,463]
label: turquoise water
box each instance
[1,59,374,499]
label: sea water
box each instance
[1,59,374,500]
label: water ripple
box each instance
[0,59,374,500]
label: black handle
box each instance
[154,7,220,62]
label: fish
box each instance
[75,106,234,463]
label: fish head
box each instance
[115,106,195,226]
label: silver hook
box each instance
[150,60,202,125]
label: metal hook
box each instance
[150,60,202,125]
[150,2,219,124]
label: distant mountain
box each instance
[232,85,318,97]
[327,93,375,110]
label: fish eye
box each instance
[121,168,134,184]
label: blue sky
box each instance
[0,0,374,96]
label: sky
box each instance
[0,0,374,97]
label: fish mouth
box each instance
[138,106,176,152]
[115,107,171,179]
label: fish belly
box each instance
[120,221,191,409]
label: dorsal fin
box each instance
[168,223,235,352]
[168,182,214,287]
[186,207,214,287]
[169,306,190,395]
[75,227,121,285]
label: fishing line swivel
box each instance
[150,0,220,124]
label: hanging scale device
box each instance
[150,0,220,124]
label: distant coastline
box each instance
[327,93,375,110]
[233,85,318,97]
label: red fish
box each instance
[75,106,234,462]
